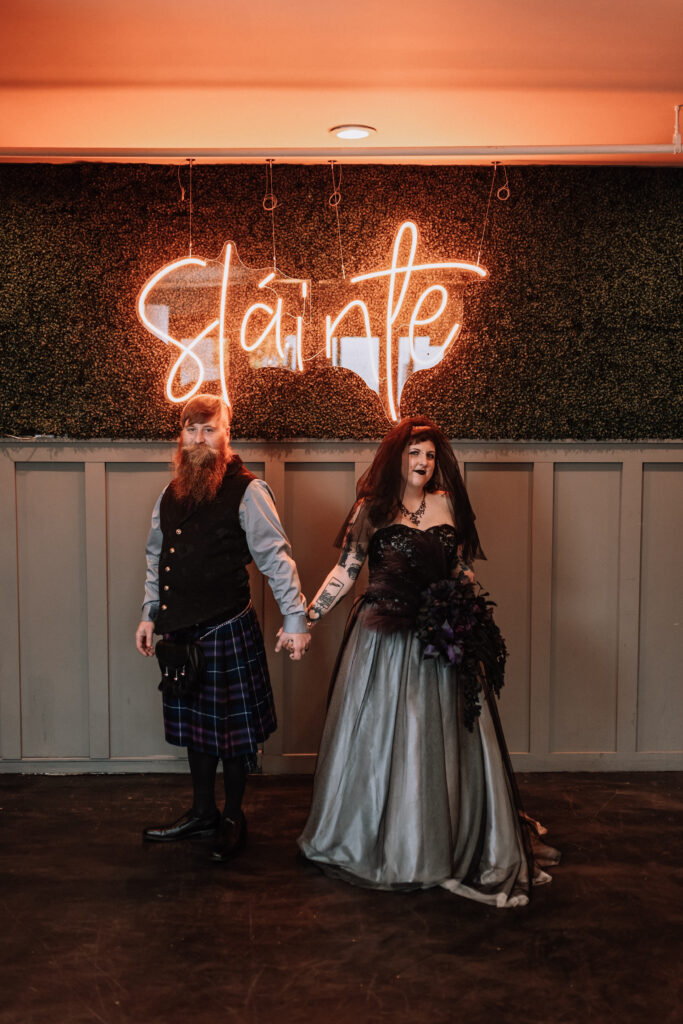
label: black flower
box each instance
[416,573,508,731]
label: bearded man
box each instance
[135,394,309,862]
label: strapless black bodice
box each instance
[368,523,461,585]
[364,524,463,632]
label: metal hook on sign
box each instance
[328,160,342,207]
[497,165,510,201]
[263,159,278,212]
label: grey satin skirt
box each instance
[299,603,559,907]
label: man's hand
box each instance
[136,620,156,657]
[275,630,311,661]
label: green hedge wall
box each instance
[0,164,680,440]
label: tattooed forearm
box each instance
[308,575,346,620]
[341,538,366,572]
[307,538,368,622]
[339,535,354,569]
[317,577,345,608]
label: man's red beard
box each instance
[171,437,230,505]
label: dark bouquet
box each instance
[363,532,507,730]
[416,566,508,731]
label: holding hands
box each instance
[275,628,311,660]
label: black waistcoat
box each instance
[155,456,256,633]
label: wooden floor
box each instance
[1,772,681,1024]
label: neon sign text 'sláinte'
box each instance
[137,221,487,422]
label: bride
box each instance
[294,416,558,907]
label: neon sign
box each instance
[137,221,486,421]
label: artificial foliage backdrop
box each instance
[0,163,680,440]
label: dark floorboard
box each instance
[1,772,681,1024]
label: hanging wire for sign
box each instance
[476,161,510,266]
[176,159,195,255]
[329,160,346,279]
[476,163,497,266]
[497,165,510,201]
[188,158,194,256]
[260,159,312,345]
[329,161,342,207]
[262,158,278,212]
[263,159,278,269]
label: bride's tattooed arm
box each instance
[306,536,368,623]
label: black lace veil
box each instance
[334,417,485,563]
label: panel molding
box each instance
[550,463,621,753]
[0,452,21,759]
[84,462,111,759]
[637,463,683,752]
[15,462,90,758]
[1,440,682,773]
[529,461,554,757]
[616,460,644,753]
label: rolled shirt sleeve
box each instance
[141,491,164,622]
[239,479,307,633]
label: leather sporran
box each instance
[155,639,206,698]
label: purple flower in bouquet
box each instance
[416,573,508,731]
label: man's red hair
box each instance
[180,394,231,430]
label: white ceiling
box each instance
[1,0,681,163]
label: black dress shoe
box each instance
[143,810,220,842]
[211,813,247,862]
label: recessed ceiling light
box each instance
[329,124,377,140]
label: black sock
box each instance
[221,756,248,821]
[187,748,219,818]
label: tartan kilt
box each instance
[161,602,276,763]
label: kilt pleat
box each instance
[162,603,276,762]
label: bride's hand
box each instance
[275,629,310,660]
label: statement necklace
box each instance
[399,493,427,526]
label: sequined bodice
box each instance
[368,523,461,585]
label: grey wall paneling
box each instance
[1,441,681,773]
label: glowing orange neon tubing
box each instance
[138,256,216,404]
[217,244,232,407]
[348,221,483,420]
[384,223,419,419]
[165,319,220,403]
[352,261,487,283]
[140,224,485,419]
[241,299,285,359]
[295,319,304,371]
[137,256,209,340]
